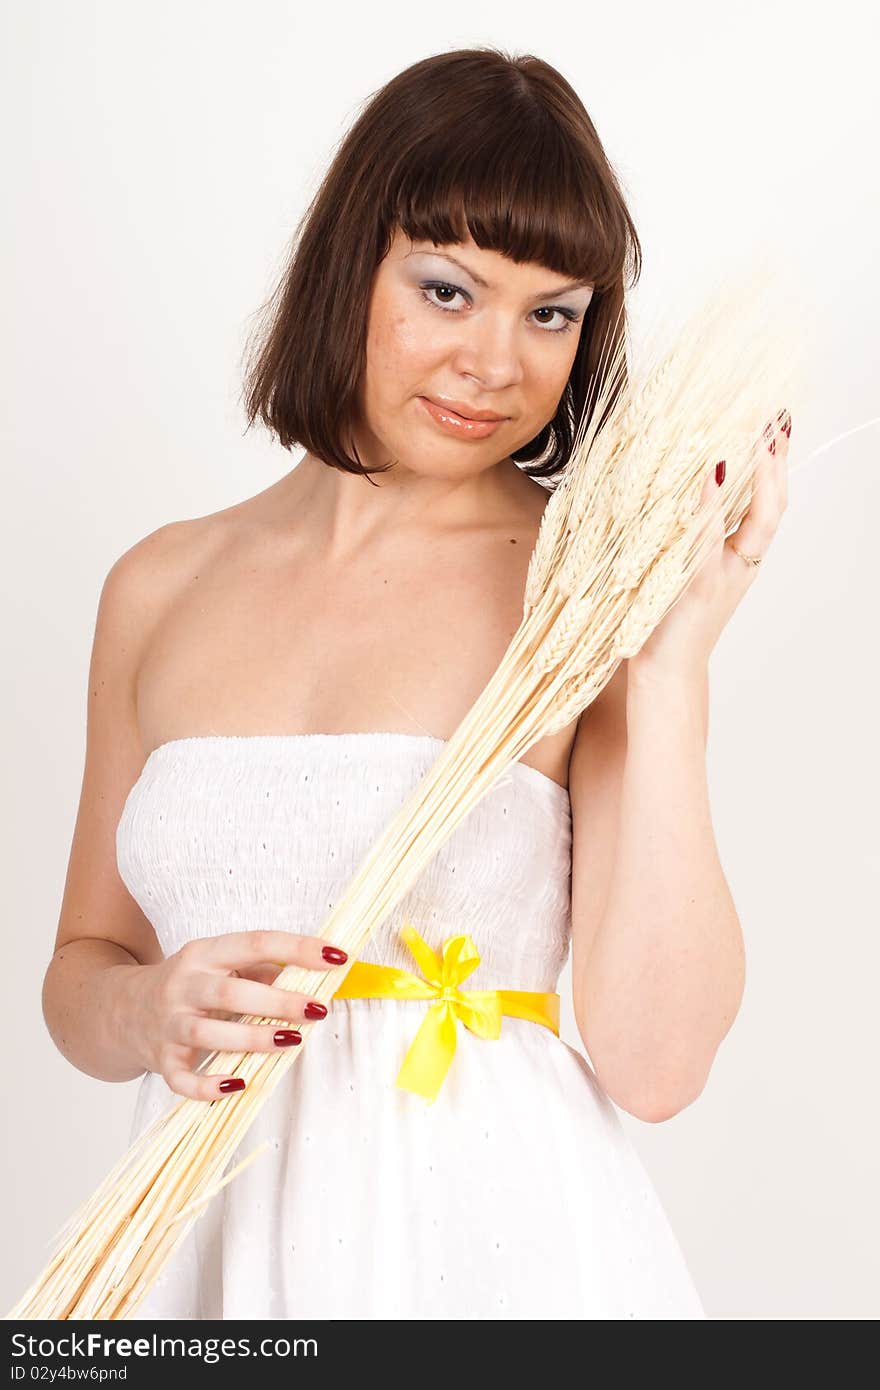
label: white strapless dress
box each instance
[116,732,706,1320]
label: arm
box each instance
[43,941,153,1083]
[42,525,187,1082]
[567,660,745,1122]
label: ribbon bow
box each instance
[332,920,559,1104]
[393,923,503,1102]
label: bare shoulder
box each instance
[101,504,256,663]
[102,511,230,614]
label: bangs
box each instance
[387,106,632,294]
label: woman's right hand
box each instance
[120,930,350,1101]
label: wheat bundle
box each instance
[7,265,801,1320]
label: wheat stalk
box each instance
[6,263,803,1319]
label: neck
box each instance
[286,449,524,558]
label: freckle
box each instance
[509,537,517,544]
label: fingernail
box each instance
[274,1029,303,1046]
[763,420,777,455]
[780,407,792,438]
[304,1001,328,1019]
[715,459,726,486]
[218,1077,246,1092]
[322,946,348,964]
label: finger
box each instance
[174,1013,312,1056]
[162,1045,248,1103]
[762,409,791,501]
[195,972,329,1026]
[193,929,349,974]
[688,459,726,567]
[762,407,792,459]
[774,407,792,507]
[694,453,728,515]
[723,410,788,570]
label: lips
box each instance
[426,397,506,421]
[418,396,506,439]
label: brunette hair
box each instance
[241,46,641,485]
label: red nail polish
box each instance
[715,459,726,486]
[304,1001,328,1019]
[322,946,348,964]
[219,1077,246,1092]
[274,1029,303,1046]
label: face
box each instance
[354,227,594,480]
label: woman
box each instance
[42,47,789,1319]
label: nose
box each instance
[453,311,524,391]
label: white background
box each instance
[2,0,878,1319]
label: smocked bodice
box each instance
[115,732,573,992]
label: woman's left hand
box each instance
[628,408,792,685]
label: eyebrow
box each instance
[409,250,593,300]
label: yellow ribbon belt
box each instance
[329,920,560,1104]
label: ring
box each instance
[730,543,762,566]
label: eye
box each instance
[418,282,581,335]
[418,281,470,312]
[531,305,580,335]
